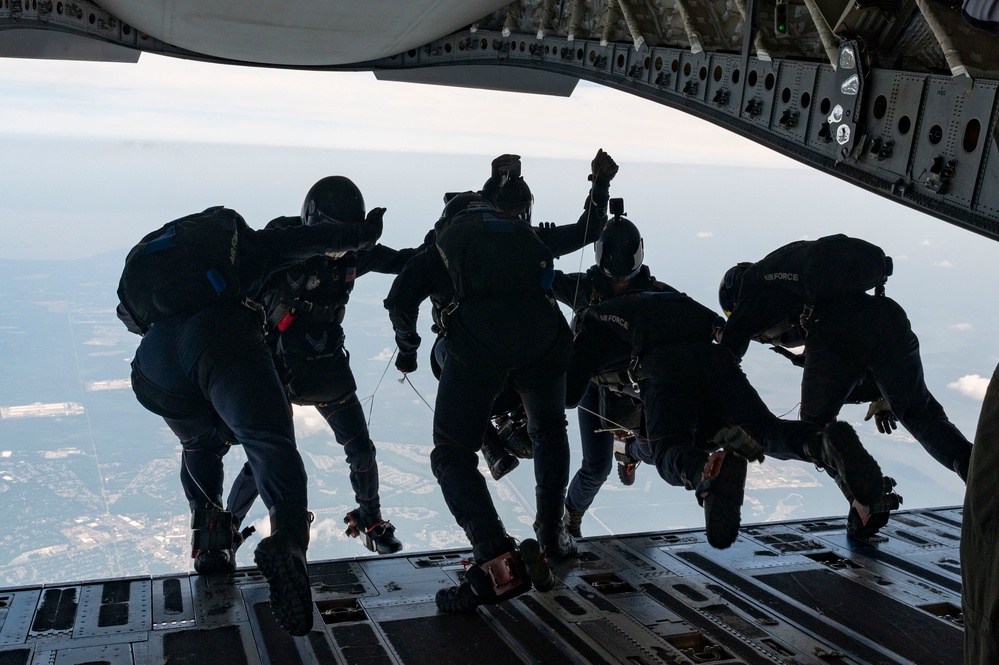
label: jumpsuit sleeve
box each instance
[550,271,589,310]
[356,244,422,277]
[535,177,611,257]
[240,221,381,294]
[718,288,787,360]
[383,249,444,333]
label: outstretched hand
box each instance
[361,207,386,248]
[864,398,898,434]
[770,345,805,367]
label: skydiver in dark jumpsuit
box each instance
[121,205,382,636]
[384,148,617,612]
[719,236,968,536]
[389,191,579,612]
[385,150,618,479]
[225,176,414,555]
[550,213,669,537]
[573,289,890,549]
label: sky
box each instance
[1,50,995,415]
[1,49,994,532]
[0,53,798,166]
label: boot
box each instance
[806,422,884,508]
[254,531,313,636]
[344,509,403,554]
[695,450,747,549]
[564,507,585,539]
[191,507,238,575]
[846,477,903,540]
[481,438,519,481]
[614,439,640,486]
[435,537,542,613]
[199,515,257,572]
[534,489,578,560]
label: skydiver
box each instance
[118,204,383,636]
[718,235,969,537]
[224,176,413,556]
[573,288,892,549]
[385,148,619,479]
[549,211,670,537]
[387,192,576,612]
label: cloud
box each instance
[921,240,931,246]
[292,405,329,436]
[311,517,347,542]
[696,231,713,238]
[372,347,395,362]
[933,260,953,268]
[948,374,990,400]
[951,323,973,331]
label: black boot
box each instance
[435,537,539,613]
[481,438,519,481]
[614,439,640,486]
[564,507,585,539]
[344,509,403,554]
[534,489,578,560]
[846,477,903,540]
[695,451,747,549]
[254,530,313,636]
[191,507,237,575]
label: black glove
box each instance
[358,207,385,250]
[865,398,898,434]
[770,345,805,367]
[395,331,421,374]
[589,148,619,183]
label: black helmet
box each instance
[437,191,494,227]
[719,262,753,316]
[484,176,533,222]
[595,217,644,280]
[301,176,365,226]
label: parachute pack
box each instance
[751,234,892,303]
[117,206,244,333]
[435,212,554,299]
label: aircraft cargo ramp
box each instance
[0,507,964,664]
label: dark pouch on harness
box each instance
[276,321,356,405]
[598,387,642,432]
